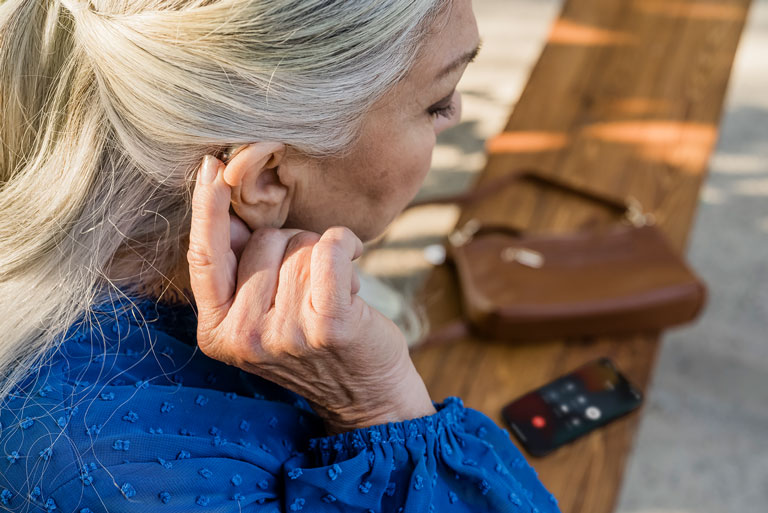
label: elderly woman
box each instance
[0,0,560,511]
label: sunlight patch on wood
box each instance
[548,18,637,46]
[582,120,718,174]
[487,131,570,154]
[633,0,746,22]
[597,96,673,117]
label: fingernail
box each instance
[200,155,218,185]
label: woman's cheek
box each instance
[411,129,437,188]
[385,131,433,211]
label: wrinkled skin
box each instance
[186,0,480,433]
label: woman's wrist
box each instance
[322,365,435,435]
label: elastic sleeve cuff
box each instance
[305,397,467,464]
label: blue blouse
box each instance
[0,297,560,512]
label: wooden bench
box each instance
[408,0,753,512]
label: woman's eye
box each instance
[428,101,456,120]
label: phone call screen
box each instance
[502,358,643,456]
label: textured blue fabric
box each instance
[0,297,561,512]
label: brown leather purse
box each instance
[418,168,708,342]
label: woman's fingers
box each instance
[235,227,303,316]
[309,227,363,318]
[188,156,236,330]
[229,213,251,259]
[351,267,361,296]
[189,155,364,356]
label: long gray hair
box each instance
[0,0,448,400]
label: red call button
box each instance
[531,415,547,428]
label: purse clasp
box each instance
[624,196,657,227]
[500,247,545,268]
[448,218,481,247]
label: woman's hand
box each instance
[187,155,436,434]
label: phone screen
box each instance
[501,358,643,457]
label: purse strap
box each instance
[410,167,628,208]
[408,167,656,239]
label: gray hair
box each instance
[0,0,448,399]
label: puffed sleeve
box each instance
[27,399,557,513]
[280,397,561,512]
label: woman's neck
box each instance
[106,237,195,307]
[130,254,194,307]
[156,261,194,306]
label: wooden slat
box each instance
[411,0,751,511]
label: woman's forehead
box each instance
[410,0,480,89]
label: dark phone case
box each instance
[501,358,643,457]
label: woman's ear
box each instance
[222,142,290,229]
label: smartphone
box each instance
[501,358,643,457]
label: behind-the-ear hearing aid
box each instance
[217,144,249,165]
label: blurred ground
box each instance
[361,0,768,511]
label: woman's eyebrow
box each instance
[435,39,483,81]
